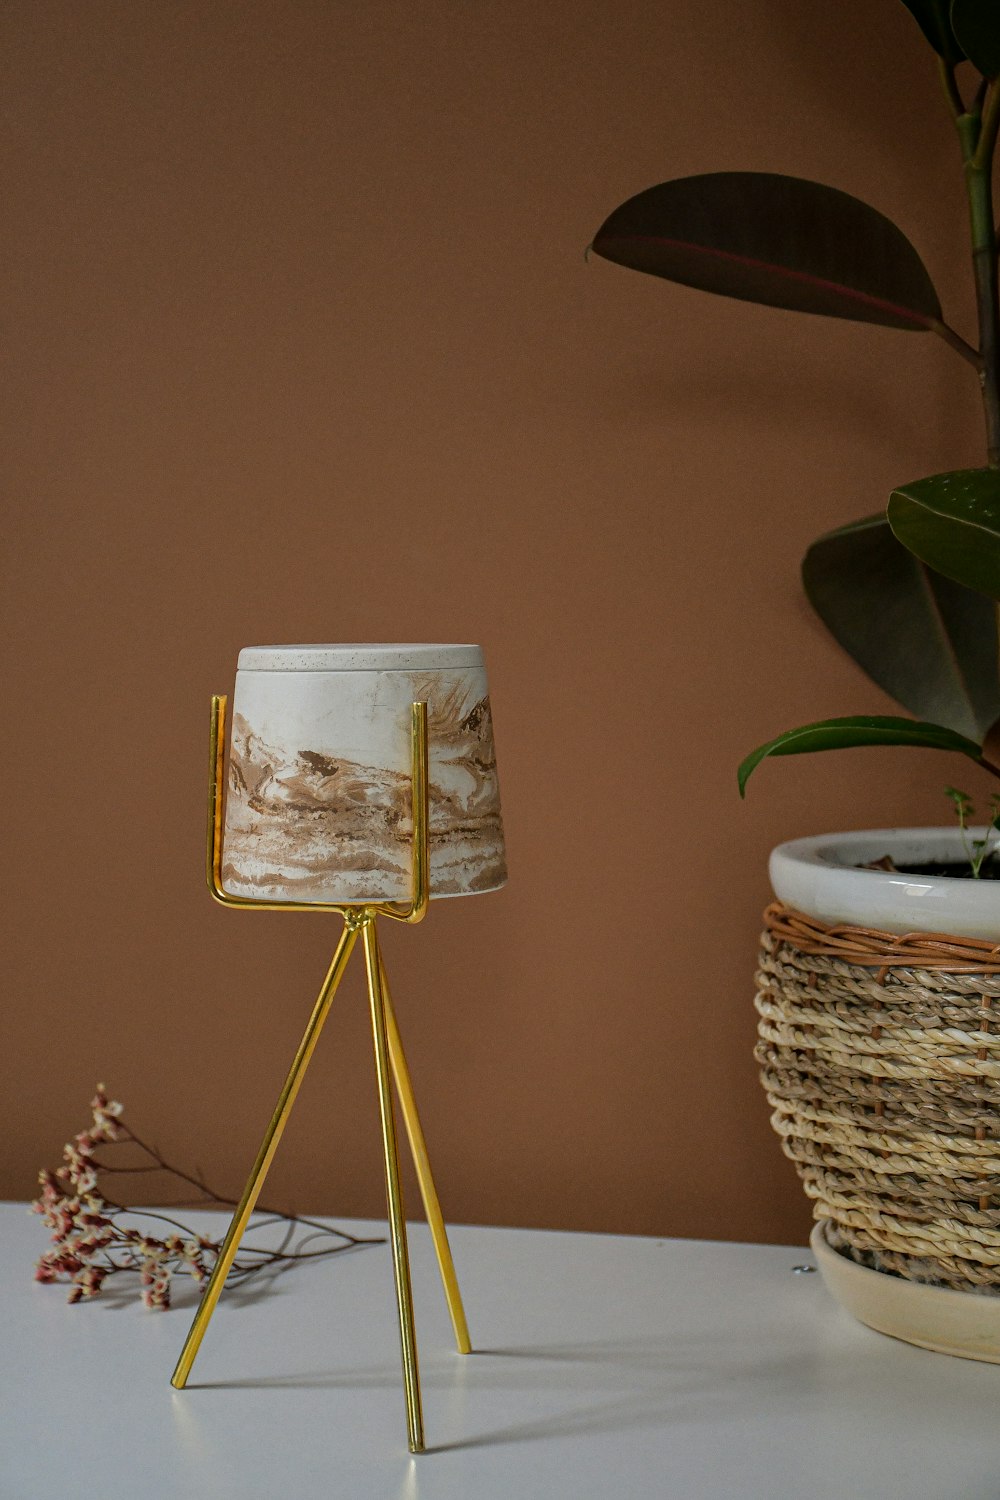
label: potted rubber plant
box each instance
[591,0,1000,1360]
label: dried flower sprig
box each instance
[32,1086,381,1309]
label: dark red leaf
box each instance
[591,174,942,331]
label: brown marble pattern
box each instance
[221,677,506,903]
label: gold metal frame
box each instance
[170,696,470,1454]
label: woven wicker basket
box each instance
[755,903,1000,1294]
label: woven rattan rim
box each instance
[764,902,1000,975]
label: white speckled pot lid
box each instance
[237,643,485,672]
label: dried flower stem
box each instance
[32,1087,382,1309]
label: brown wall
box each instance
[5,0,992,1245]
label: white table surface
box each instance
[3,1202,998,1499]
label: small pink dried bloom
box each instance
[71,1265,108,1301]
[31,1170,61,1217]
[50,1205,77,1240]
[142,1270,171,1310]
[90,1085,124,1141]
[79,1198,111,1226]
[180,1238,209,1284]
[139,1244,167,1287]
[75,1229,114,1256]
[51,1249,84,1276]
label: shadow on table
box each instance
[429,1338,832,1454]
[178,1332,833,1453]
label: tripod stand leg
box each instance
[171,918,361,1390]
[362,914,424,1454]
[378,947,471,1354]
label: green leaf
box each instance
[900,0,965,62]
[950,0,1000,76]
[738,715,985,796]
[944,784,973,813]
[803,513,1000,740]
[887,468,1000,603]
[590,174,942,332]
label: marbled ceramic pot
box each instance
[222,644,507,905]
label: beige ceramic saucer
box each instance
[811,1220,1000,1363]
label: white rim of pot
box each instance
[769,827,999,941]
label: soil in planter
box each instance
[861,857,1000,880]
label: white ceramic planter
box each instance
[222,643,507,905]
[770,827,999,941]
[764,826,999,1362]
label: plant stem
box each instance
[938,56,965,120]
[957,102,1000,466]
[930,319,983,367]
[969,169,1000,465]
[114,1125,374,1244]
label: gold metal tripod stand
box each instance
[170,696,471,1454]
